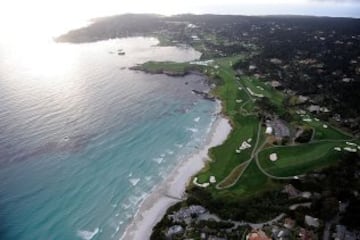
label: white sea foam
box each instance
[175,143,183,148]
[160,153,166,157]
[153,157,163,164]
[145,176,152,181]
[129,178,140,186]
[114,221,124,234]
[122,113,233,240]
[158,168,167,178]
[167,150,174,155]
[129,193,148,206]
[194,117,201,122]
[186,127,199,133]
[77,228,99,240]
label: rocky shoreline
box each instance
[130,65,216,102]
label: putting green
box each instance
[258,141,348,177]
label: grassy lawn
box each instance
[196,115,259,183]
[212,161,279,199]
[257,141,349,177]
[194,57,267,193]
[241,77,284,107]
[217,161,250,189]
[211,57,244,117]
[306,119,352,141]
[236,85,251,101]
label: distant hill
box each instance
[56,14,360,43]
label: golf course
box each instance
[133,55,359,199]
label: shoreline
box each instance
[121,100,232,240]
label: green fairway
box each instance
[233,161,271,194]
[305,119,352,141]
[196,115,259,183]
[211,57,244,117]
[216,161,250,189]
[241,77,284,107]
[257,141,349,177]
[212,161,278,199]
[194,57,265,191]
[133,55,357,200]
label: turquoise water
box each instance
[0,37,216,239]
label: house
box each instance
[283,184,301,198]
[269,120,290,138]
[307,105,320,113]
[249,65,257,71]
[270,80,282,88]
[270,58,283,65]
[271,226,291,240]
[247,229,271,240]
[167,225,184,237]
[169,205,206,222]
[305,215,320,228]
[284,218,295,229]
[297,95,309,104]
[299,228,315,240]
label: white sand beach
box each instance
[121,101,232,240]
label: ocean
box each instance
[0,37,216,239]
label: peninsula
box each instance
[58,14,360,239]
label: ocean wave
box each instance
[0,37,213,240]
[112,220,125,237]
[194,117,200,122]
[120,191,148,217]
[158,168,168,178]
[129,178,140,186]
[152,157,163,164]
[77,228,99,240]
[128,192,147,206]
[175,143,183,148]
[121,202,131,210]
[186,127,199,133]
[166,150,174,155]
